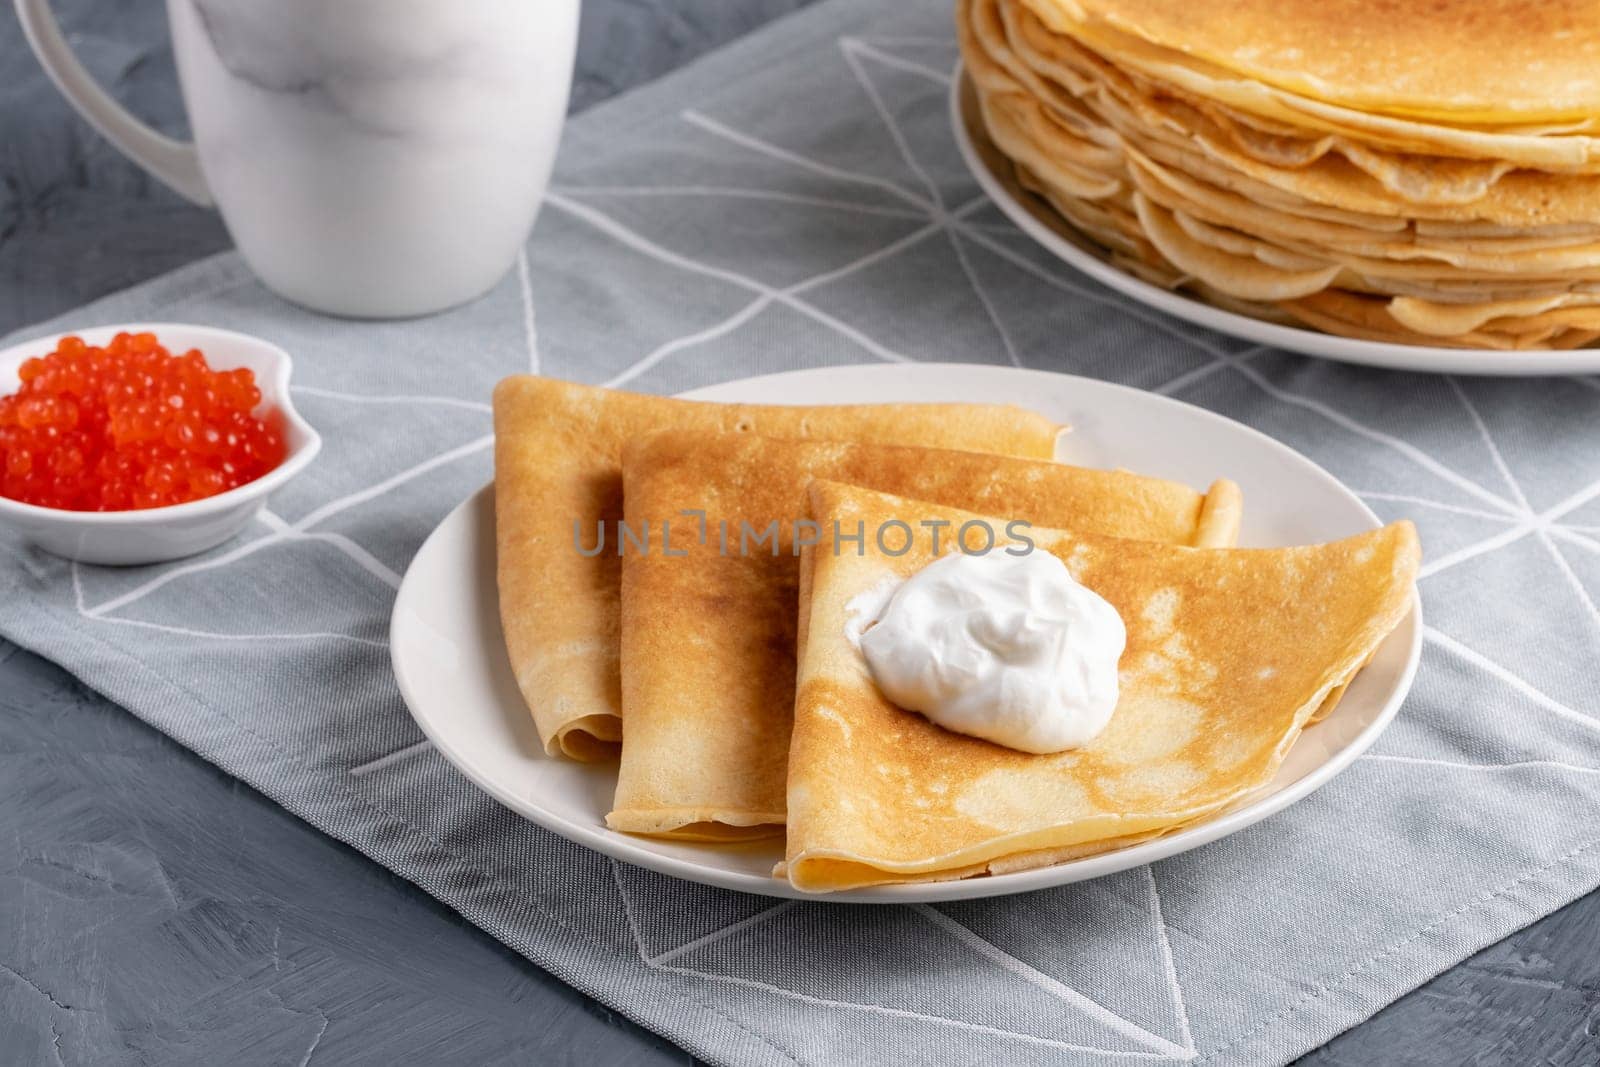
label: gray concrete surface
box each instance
[1,1,1595,1063]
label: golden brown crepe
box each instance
[1030,0,1600,124]
[492,376,1063,760]
[608,430,1241,839]
[785,480,1417,891]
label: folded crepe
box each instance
[492,376,1063,760]
[785,480,1417,891]
[608,429,1242,839]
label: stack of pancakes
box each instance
[494,377,1419,891]
[958,0,1600,350]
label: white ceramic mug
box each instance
[16,0,578,318]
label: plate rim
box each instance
[391,363,1422,902]
[949,62,1600,378]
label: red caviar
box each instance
[0,332,287,511]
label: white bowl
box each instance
[0,322,321,565]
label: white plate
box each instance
[390,363,1421,902]
[950,67,1600,378]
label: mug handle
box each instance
[15,0,212,205]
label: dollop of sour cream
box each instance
[856,550,1126,754]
